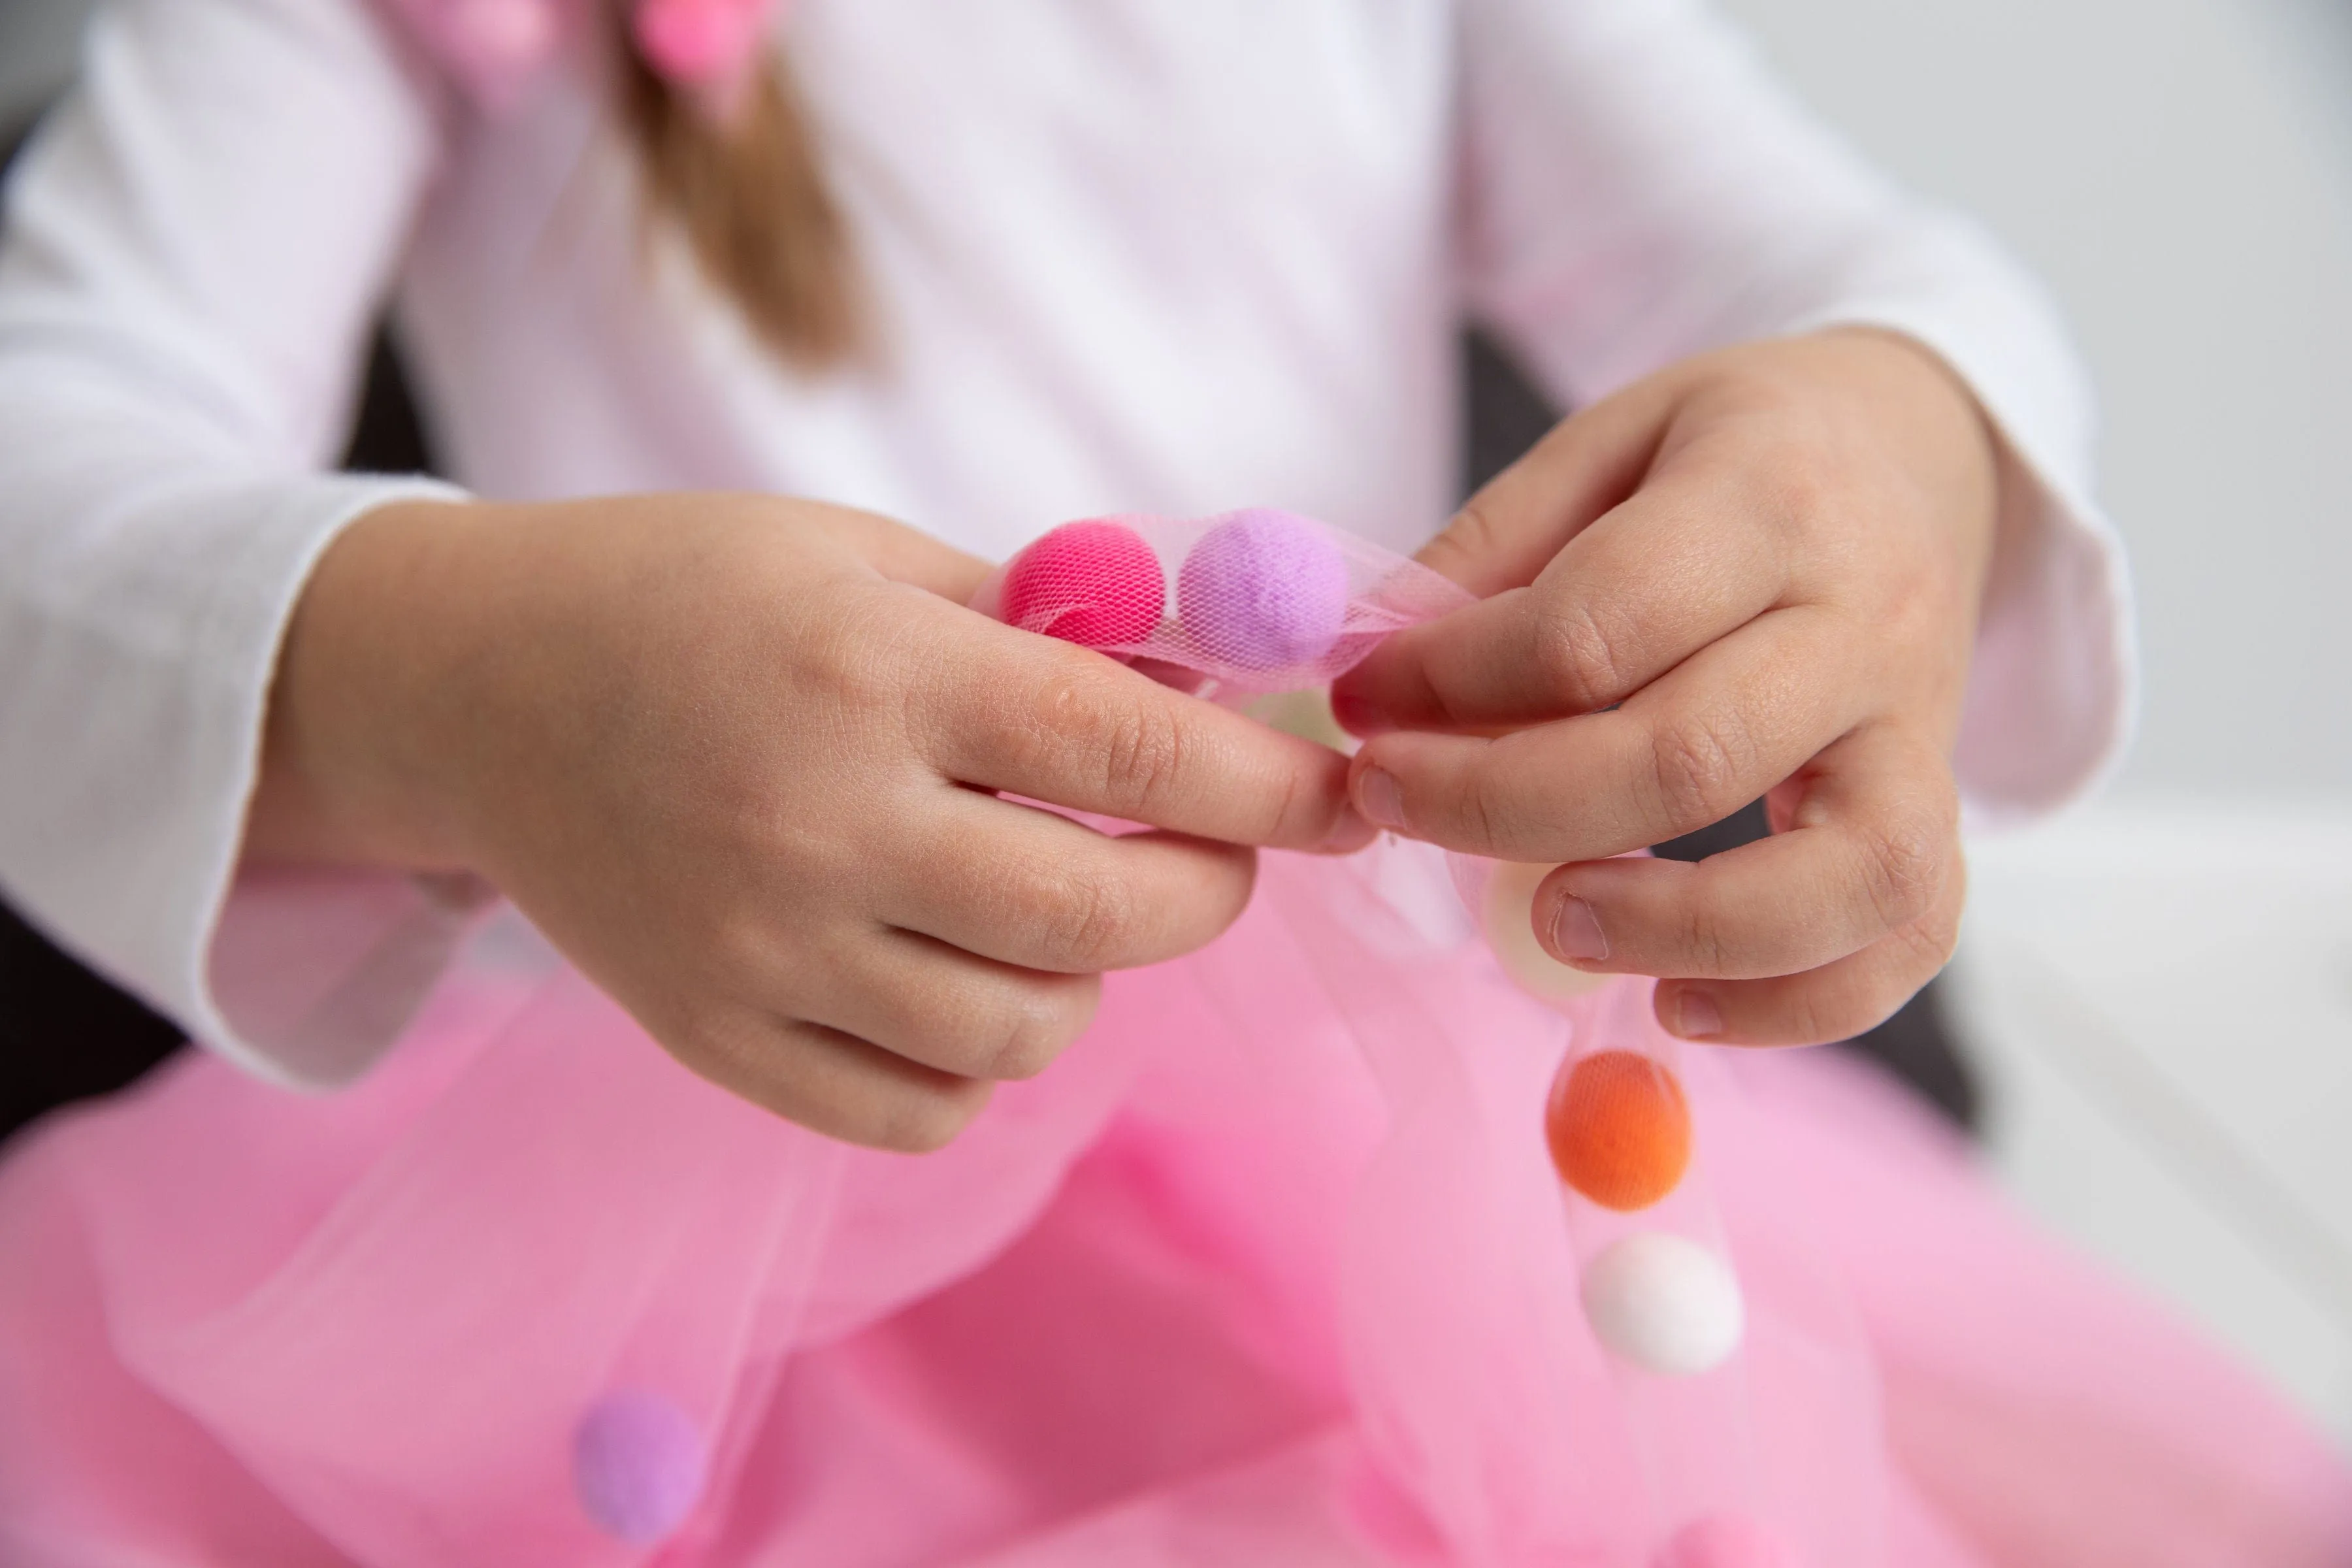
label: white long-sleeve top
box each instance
[0,0,2132,1089]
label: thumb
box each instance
[1411,376,1671,595]
[1333,382,1670,733]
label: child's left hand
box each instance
[1331,330,1999,1047]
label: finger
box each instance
[793,925,1102,1082]
[1527,724,1959,979]
[1351,605,1864,862]
[926,634,1361,851]
[1651,846,1965,1047]
[879,789,1262,973]
[681,1004,996,1152]
[1414,378,1677,596]
[1336,441,1791,737]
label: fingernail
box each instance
[1317,808,1378,854]
[1674,989,1725,1039]
[1547,896,1609,963]
[1358,768,1406,830]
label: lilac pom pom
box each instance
[1176,509,1350,672]
[573,1389,708,1546]
[1653,1513,1799,1568]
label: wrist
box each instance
[246,497,499,872]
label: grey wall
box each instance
[0,0,92,129]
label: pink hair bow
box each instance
[378,0,784,108]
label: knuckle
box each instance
[1530,600,1633,711]
[868,1082,989,1154]
[1257,760,1309,845]
[1848,971,1925,1038]
[1870,560,1944,649]
[1759,992,1833,1047]
[1894,896,1963,974]
[1798,934,1950,1046]
[676,1010,990,1154]
[802,600,909,717]
[1098,702,1186,816]
[1803,992,1882,1045]
[1038,663,1187,815]
[1676,898,1734,977]
[1856,807,1950,930]
[979,981,1097,1081]
[1779,977,1891,1047]
[1646,708,1755,836]
[1754,446,1835,533]
[1460,757,1529,855]
[1037,864,1142,970]
[1443,497,1509,564]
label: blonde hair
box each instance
[617,34,862,368]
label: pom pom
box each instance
[1546,1049,1691,1211]
[1176,508,1350,671]
[999,519,1167,647]
[632,0,774,88]
[1581,1232,1744,1377]
[1482,859,1610,1005]
[1653,1513,1800,1568]
[975,509,1473,692]
[573,1389,708,1546]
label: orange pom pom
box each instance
[1544,1049,1691,1211]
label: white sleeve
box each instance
[1456,0,2136,822]
[0,0,482,1090]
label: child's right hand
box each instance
[248,495,1367,1149]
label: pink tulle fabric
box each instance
[1,840,2348,1565]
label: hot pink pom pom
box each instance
[632,0,775,87]
[999,519,1167,647]
[1652,1513,1800,1568]
[378,0,783,108]
[573,1389,708,1546]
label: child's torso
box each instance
[395,0,1465,560]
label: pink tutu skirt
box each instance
[1,841,2347,1567]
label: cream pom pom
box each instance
[1581,1232,1745,1377]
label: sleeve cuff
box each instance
[186,474,481,1088]
[1778,216,2140,825]
[0,470,476,1090]
[204,863,500,1087]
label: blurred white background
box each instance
[7,0,2351,1438]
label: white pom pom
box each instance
[1582,1232,1744,1377]
[1482,859,1609,1004]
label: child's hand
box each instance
[252,494,1366,1149]
[1331,331,1999,1046]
